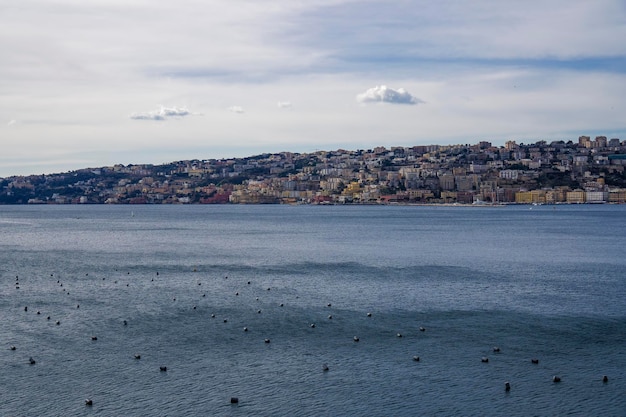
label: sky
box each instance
[2,0,626,177]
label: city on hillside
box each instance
[1,135,626,205]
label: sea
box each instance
[0,204,624,416]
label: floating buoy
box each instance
[230,397,239,404]
[123,320,127,325]
[91,336,98,341]
[603,375,608,383]
[85,399,93,406]
[552,376,561,383]
[367,313,372,317]
[56,320,60,325]
[327,303,332,307]
[531,358,539,364]
[310,323,315,328]
[481,357,489,363]
[243,327,248,332]
[396,333,402,338]
[419,326,425,332]
[29,357,36,365]
[134,354,141,359]
[24,306,28,312]
[493,346,500,353]
[264,338,270,343]
[353,336,359,342]
[10,346,16,351]
[279,303,284,307]
[413,356,420,362]
[223,319,228,323]
[328,315,332,319]
[160,366,167,372]
[322,364,329,371]
[505,382,511,392]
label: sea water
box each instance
[0,204,624,416]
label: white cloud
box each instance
[356,85,423,105]
[228,106,244,113]
[277,101,293,109]
[130,106,192,121]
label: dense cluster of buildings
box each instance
[2,135,626,205]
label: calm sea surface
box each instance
[0,205,624,416]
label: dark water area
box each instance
[1,205,624,416]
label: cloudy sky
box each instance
[2,0,626,177]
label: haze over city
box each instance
[2,0,626,177]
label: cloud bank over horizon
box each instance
[1,0,626,177]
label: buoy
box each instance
[353,336,359,342]
[56,320,60,325]
[322,364,329,371]
[481,357,489,363]
[85,399,93,406]
[160,366,167,372]
[29,357,36,365]
[367,313,372,317]
[134,354,141,359]
[328,315,332,319]
[310,323,315,328]
[280,303,284,307]
[493,346,500,353]
[396,333,402,338]
[531,358,539,364]
[419,326,425,332]
[603,375,608,383]
[552,376,561,383]
[223,319,228,323]
[327,303,332,307]
[264,338,270,343]
[123,320,128,325]
[243,327,248,332]
[505,382,511,392]
[91,336,98,341]
[24,306,28,312]
[257,310,261,314]
[413,356,420,362]
[230,397,239,404]
[10,346,16,351]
